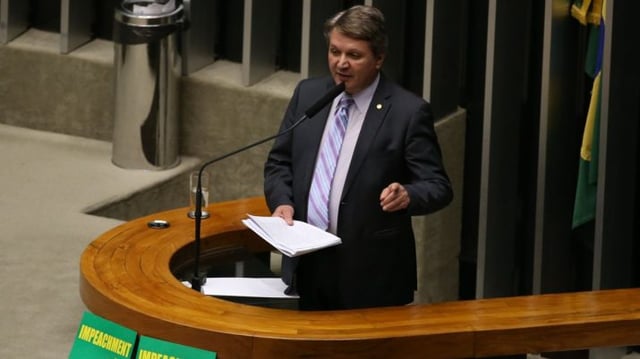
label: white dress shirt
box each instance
[322,74,380,234]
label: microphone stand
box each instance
[190,82,345,292]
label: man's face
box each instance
[327,29,385,95]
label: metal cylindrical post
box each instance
[112,1,183,170]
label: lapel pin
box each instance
[376,103,383,110]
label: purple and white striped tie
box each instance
[307,95,354,230]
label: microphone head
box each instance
[304,82,346,119]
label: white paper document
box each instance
[199,277,298,298]
[242,214,342,257]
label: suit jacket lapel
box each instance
[341,77,392,198]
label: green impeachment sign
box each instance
[69,311,137,358]
[136,335,217,359]
[69,311,217,358]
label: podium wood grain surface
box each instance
[80,196,640,358]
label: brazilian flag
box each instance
[572,4,605,228]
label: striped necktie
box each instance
[307,95,354,230]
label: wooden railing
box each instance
[79,196,640,358]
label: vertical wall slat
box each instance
[300,0,341,79]
[476,0,497,299]
[593,0,640,290]
[369,0,405,85]
[0,0,29,44]
[424,0,465,118]
[182,0,217,75]
[477,0,533,298]
[61,0,95,54]
[533,0,581,294]
[423,0,435,102]
[242,0,282,86]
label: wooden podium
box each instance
[80,197,640,358]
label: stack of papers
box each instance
[242,214,342,257]
[183,278,298,298]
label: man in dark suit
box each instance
[264,5,453,310]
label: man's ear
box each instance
[376,54,386,70]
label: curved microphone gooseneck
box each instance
[190,82,346,292]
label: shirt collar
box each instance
[348,74,380,114]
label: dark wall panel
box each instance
[535,0,582,295]
[595,0,640,290]
[477,0,537,298]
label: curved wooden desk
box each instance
[81,196,640,358]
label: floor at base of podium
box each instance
[0,124,199,358]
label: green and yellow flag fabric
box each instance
[571,0,606,228]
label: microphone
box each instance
[190,81,345,292]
